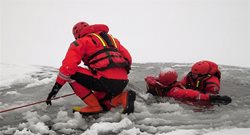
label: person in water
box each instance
[145,67,231,105]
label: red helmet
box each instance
[158,68,178,86]
[191,61,210,75]
[72,22,89,39]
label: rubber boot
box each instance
[75,93,103,114]
[111,90,136,114]
[93,91,111,112]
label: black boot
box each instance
[122,90,136,114]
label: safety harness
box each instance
[185,72,220,93]
[85,32,129,73]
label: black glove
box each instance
[209,95,232,105]
[146,86,165,97]
[125,65,131,74]
[46,82,62,105]
[147,88,158,96]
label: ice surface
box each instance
[0,63,56,91]
[0,63,250,134]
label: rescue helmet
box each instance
[72,21,89,39]
[191,61,210,75]
[158,68,178,86]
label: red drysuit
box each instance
[56,24,132,99]
[181,61,221,94]
[145,76,210,101]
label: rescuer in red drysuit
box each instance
[181,60,221,94]
[46,21,136,114]
[145,68,231,104]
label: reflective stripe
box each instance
[58,72,75,82]
[58,72,70,80]
[195,74,212,89]
[91,33,107,47]
[91,33,118,48]
[196,80,200,88]
[197,94,201,100]
[109,34,118,48]
[68,80,75,83]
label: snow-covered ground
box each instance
[0,63,250,135]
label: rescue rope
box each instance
[0,93,75,114]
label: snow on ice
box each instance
[0,63,56,91]
[0,63,250,135]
